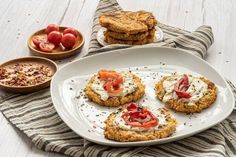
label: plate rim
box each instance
[51,47,235,146]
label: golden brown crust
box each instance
[84,74,145,107]
[99,10,157,34]
[104,107,177,142]
[104,28,155,41]
[155,76,217,113]
[104,34,154,45]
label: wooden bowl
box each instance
[0,57,57,93]
[27,27,85,60]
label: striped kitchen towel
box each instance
[0,0,235,157]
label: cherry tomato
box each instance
[45,24,59,34]
[63,28,78,37]
[98,70,124,86]
[174,74,192,98]
[32,35,47,47]
[103,81,123,94]
[48,31,62,46]
[112,75,123,85]
[39,42,55,52]
[61,33,76,49]
[98,70,124,94]
[98,70,119,80]
[175,90,192,98]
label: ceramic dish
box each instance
[51,47,234,147]
[28,27,84,60]
[0,56,57,93]
[97,27,164,46]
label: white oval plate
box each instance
[97,27,164,46]
[51,47,234,147]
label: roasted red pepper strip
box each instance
[127,103,138,111]
[174,74,192,98]
[121,103,158,128]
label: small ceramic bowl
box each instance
[0,56,57,93]
[28,27,85,60]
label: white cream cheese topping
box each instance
[162,75,208,105]
[91,72,137,101]
[113,106,167,132]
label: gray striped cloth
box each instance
[0,0,235,157]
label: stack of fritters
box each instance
[99,10,157,45]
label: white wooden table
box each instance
[0,0,235,156]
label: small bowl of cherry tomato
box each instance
[28,24,84,60]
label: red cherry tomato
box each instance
[32,35,47,47]
[39,42,55,52]
[98,70,119,80]
[175,90,192,98]
[61,33,76,49]
[98,70,124,94]
[63,28,78,37]
[103,81,123,94]
[45,24,59,34]
[48,31,62,46]
[112,75,123,85]
[174,74,192,98]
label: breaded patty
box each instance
[155,76,217,113]
[104,107,177,142]
[99,10,157,34]
[104,28,155,41]
[84,74,145,107]
[104,34,154,45]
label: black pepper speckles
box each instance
[172,72,177,75]
[80,103,85,107]
[158,125,163,129]
[73,66,185,135]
